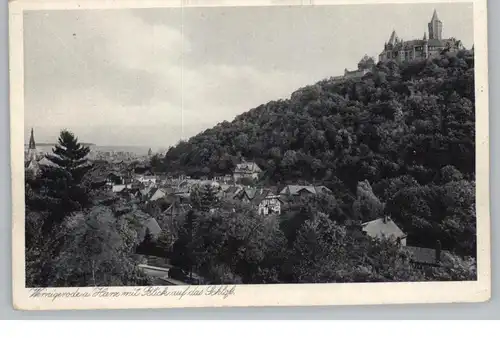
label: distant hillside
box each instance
[156,50,474,187]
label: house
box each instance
[253,189,283,215]
[279,185,332,197]
[231,187,282,215]
[24,155,59,177]
[361,216,407,245]
[404,241,451,267]
[233,161,262,181]
[136,175,157,185]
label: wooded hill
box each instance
[155,50,476,257]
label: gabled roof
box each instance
[234,188,256,200]
[279,185,332,196]
[25,159,39,171]
[252,189,282,205]
[38,156,58,167]
[362,217,406,241]
[149,188,166,201]
[234,161,262,173]
[244,188,256,199]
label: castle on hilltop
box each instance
[332,10,466,83]
[378,9,465,63]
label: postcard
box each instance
[9,0,490,310]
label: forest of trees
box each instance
[154,50,476,262]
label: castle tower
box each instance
[27,127,37,161]
[428,9,443,40]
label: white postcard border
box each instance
[9,0,491,311]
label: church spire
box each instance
[26,127,37,163]
[28,128,36,150]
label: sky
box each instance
[23,3,473,147]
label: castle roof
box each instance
[385,37,455,52]
[430,9,440,22]
[387,30,398,45]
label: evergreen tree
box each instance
[45,130,91,184]
[190,183,220,212]
[36,130,93,232]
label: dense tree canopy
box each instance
[157,50,476,258]
[169,185,475,284]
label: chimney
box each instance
[383,215,388,223]
[435,240,442,263]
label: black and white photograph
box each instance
[10,0,490,309]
